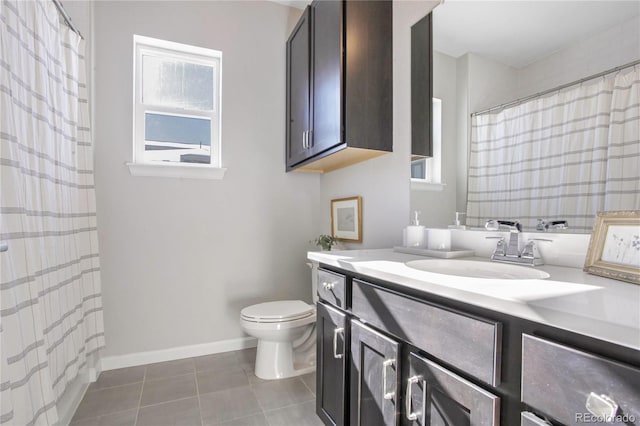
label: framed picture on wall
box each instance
[584,210,640,285]
[331,196,362,242]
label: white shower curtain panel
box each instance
[1,1,105,425]
[468,67,640,232]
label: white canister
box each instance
[427,229,451,251]
[404,226,426,248]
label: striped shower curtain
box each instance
[467,67,640,232]
[1,1,105,424]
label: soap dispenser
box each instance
[403,211,427,248]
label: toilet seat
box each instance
[241,300,314,323]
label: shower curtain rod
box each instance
[52,0,83,39]
[472,58,640,117]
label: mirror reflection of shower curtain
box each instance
[0,1,105,425]
[467,67,640,232]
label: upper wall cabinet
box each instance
[286,0,393,173]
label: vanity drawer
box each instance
[352,280,501,386]
[317,269,347,309]
[522,334,640,425]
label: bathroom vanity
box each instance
[308,249,640,426]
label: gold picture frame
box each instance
[584,210,640,285]
[331,196,362,242]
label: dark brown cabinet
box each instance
[285,7,311,167]
[411,12,433,158]
[316,301,347,426]
[405,352,500,426]
[314,265,640,426]
[285,0,393,173]
[350,320,400,426]
[521,334,640,426]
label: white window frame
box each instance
[411,98,444,191]
[127,35,225,179]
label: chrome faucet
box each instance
[485,219,544,266]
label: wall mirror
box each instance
[410,1,640,233]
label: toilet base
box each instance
[254,340,316,380]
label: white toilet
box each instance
[240,264,318,380]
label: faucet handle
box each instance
[485,219,522,232]
[494,238,507,256]
[521,241,538,259]
[545,220,568,231]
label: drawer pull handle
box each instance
[405,375,422,421]
[382,359,395,400]
[586,392,619,421]
[333,327,344,359]
[322,282,335,291]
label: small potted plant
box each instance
[313,234,338,251]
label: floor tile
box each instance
[199,385,262,425]
[234,348,257,369]
[300,373,316,396]
[140,373,197,407]
[145,358,195,381]
[194,352,244,373]
[72,383,142,421]
[264,401,323,426]
[88,366,145,392]
[218,412,269,426]
[242,367,268,386]
[252,377,314,412]
[197,368,249,395]
[136,397,201,426]
[70,409,137,426]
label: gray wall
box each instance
[93,1,320,357]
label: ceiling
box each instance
[433,1,640,68]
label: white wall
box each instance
[516,16,640,99]
[320,1,439,248]
[93,1,319,357]
[410,51,458,227]
[467,53,518,114]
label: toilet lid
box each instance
[241,300,314,322]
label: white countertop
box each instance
[308,249,640,351]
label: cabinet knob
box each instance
[322,282,335,291]
[585,392,619,422]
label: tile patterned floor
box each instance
[71,348,323,426]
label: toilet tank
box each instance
[309,261,319,304]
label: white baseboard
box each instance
[56,360,100,425]
[100,337,257,371]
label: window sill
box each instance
[126,162,227,180]
[411,179,446,192]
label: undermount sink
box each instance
[405,259,550,280]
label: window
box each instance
[130,35,224,179]
[411,98,443,190]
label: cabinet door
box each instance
[350,320,400,426]
[405,352,500,426]
[410,12,433,157]
[286,7,311,168]
[310,0,343,156]
[317,302,347,426]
